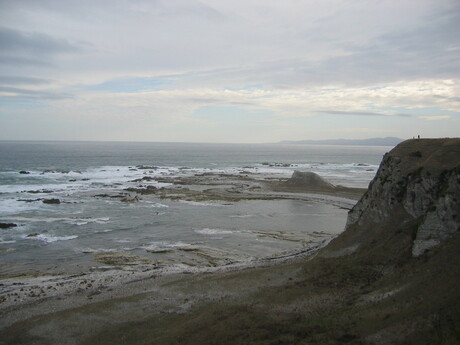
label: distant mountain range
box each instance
[279,137,404,146]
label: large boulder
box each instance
[0,223,17,229]
[42,198,61,204]
[285,171,336,191]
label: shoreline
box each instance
[0,171,364,339]
[0,232,331,330]
[0,170,364,277]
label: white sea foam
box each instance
[5,216,110,225]
[228,214,255,218]
[114,239,131,243]
[64,220,88,226]
[94,229,113,234]
[0,199,43,215]
[178,200,227,207]
[23,234,78,243]
[0,181,78,194]
[0,239,16,244]
[142,201,169,208]
[194,228,236,235]
[141,241,193,251]
[96,217,110,222]
[73,221,88,226]
[79,247,114,254]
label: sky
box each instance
[0,0,459,143]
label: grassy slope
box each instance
[75,232,460,345]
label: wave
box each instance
[4,216,110,224]
[228,214,255,218]
[178,200,228,207]
[194,228,236,235]
[0,239,16,244]
[23,234,78,243]
[0,198,44,215]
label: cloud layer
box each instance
[0,0,459,142]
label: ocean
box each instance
[0,141,390,276]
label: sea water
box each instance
[0,141,390,275]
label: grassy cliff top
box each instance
[388,138,460,173]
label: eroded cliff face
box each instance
[346,139,460,257]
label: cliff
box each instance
[324,138,460,258]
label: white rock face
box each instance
[346,154,460,257]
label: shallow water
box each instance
[0,141,389,275]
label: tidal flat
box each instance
[0,170,366,344]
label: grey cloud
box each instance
[0,1,458,91]
[316,7,460,85]
[0,26,79,55]
[0,56,51,67]
[0,26,88,71]
[146,0,226,20]
[433,95,460,103]
[316,110,414,118]
[0,86,73,100]
[187,98,220,104]
[0,0,226,26]
[0,76,52,85]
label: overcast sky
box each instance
[1,0,459,143]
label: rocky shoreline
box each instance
[0,170,364,334]
[5,138,458,345]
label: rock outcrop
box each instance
[344,138,460,257]
[285,171,336,191]
[0,223,17,229]
[42,198,61,205]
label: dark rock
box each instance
[25,190,53,194]
[0,223,17,229]
[121,195,140,203]
[43,198,61,204]
[19,170,30,174]
[286,171,336,190]
[131,176,157,182]
[410,150,422,158]
[136,165,159,170]
[125,186,158,195]
[26,233,39,237]
[94,194,127,199]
